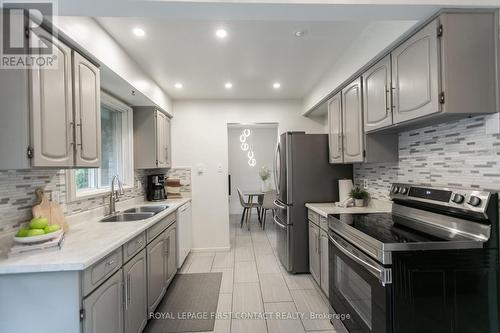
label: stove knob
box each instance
[451,193,465,204]
[468,196,482,207]
[392,186,400,194]
[400,187,408,195]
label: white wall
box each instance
[303,20,416,113]
[171,100,324,251]
[228,126,278,214]
[55,17,172,114]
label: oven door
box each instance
[328,232,393,333]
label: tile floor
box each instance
[177,213,348,333]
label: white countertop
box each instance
[0,197,191,275]
[306,199,392,217]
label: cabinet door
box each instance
[391,19,440,124]
[319,230,329,297]
[82,269,123,333]
[155,111,168,167]
[342,78,364,163]
[73,52,101,167]
[327,92,343,164]
[363,55,393,131]
[165,117,172,168]
[30,28,74,167]
[124,249,147,333]
[147,233,167,312]
[308,222,320,284]
[166,227,177,282]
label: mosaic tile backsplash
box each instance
[0,167,191,236]
[354,114,500,200]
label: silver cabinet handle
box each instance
[127,274,131,305]
[105,259,115,266]
[329,234,391,285]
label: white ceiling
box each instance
[97,18,388,99]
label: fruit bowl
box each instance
[14,229,63,244]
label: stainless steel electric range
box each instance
[328,183,499,333]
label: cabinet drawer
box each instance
[123,232,146,263]
[308,209,320,225]
[83,248,123,296]
[147,213,176,243]
[319,216,328,231]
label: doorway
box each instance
[227,123,278,223]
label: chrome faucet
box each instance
[109,175,125,215]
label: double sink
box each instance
[100,205,169,223]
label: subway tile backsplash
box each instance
[354,114,500,200]
[0,167,191,236]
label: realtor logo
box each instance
[1,1,57,68]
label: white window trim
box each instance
[66,91,135,202]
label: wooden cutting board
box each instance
[32,188,69,232]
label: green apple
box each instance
[44,224,61,234]
[15,228,30,237]
[29,217,49,229]
[27,229,45,237]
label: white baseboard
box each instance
[190,246,230,252]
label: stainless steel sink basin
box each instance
[100,212,155,223]
[124,205,169,214]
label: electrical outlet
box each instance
[362,179,368,189]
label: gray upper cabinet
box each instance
[30,28,74,168]
[124,249,148,333]
[391,19,440,124]
[82,269,124,333]
[0,26,101,170]
[73,52,101,168]
[327,92,343,164]
[363,55,393,131]
[134,107,172,169]
[342,78,364,163]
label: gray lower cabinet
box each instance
[147,221,177,313]
[308,210,330,298]
[308,220,320,285]
[147,230,168,313]
[166,226,177,283]
[124,249,148,333]
[82,269,124,333]
[319,229,329,297]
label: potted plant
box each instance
[259,166,271,192]
[349,186,369,207]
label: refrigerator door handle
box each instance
[274,142,281,195]
[273,215,288,229]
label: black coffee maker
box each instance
[146,174,167,201]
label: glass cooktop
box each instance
[328,213,446,244]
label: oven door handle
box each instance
[329,234,392,286]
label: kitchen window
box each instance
[66,92,134,201]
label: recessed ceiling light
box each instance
[273,82,281,89]
[174,83,183,89]
[225,82,233,89]
[215,28,228,39]
[294,30,307,37]
[133,27,146,37]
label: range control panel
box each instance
[390,183,491,213]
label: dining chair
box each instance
[260,190,277,230]
[237,188,260,230]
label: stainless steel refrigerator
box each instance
[273,132,353,273]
